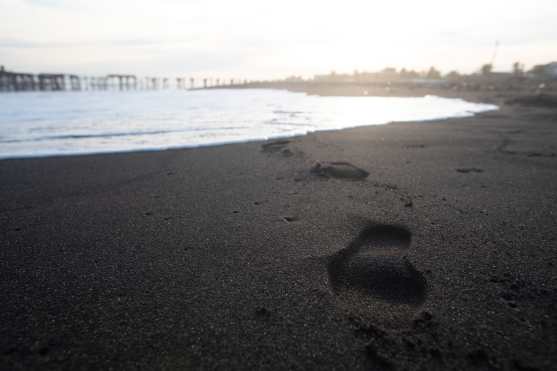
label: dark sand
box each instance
[1,91,556,370]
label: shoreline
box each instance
[0,91,498,162]
[1,87,556,370]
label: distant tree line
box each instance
[305,61,556,83]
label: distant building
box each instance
[544,62,557,78]
[529,62,557,79]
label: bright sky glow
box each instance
[0,0,556,78]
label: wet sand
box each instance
[1,91,556,370]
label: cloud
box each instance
[0,38,195,49]
[0,39,41,48]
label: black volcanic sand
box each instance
[1,100,557,370]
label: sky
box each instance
[0,0,556,79]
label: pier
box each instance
[0,65,246,93]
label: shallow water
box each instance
[0,89,497,159]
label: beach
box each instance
[1,91,556,370]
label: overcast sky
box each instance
[0,0,556,78]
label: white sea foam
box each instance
[0,89,497,159]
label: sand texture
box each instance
[1,96,557,370]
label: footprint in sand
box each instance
[311,161,369,180]
[328,224,427,328]
[456,168,484,174]
[405,144,426,149]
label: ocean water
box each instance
[0,89,497,159]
